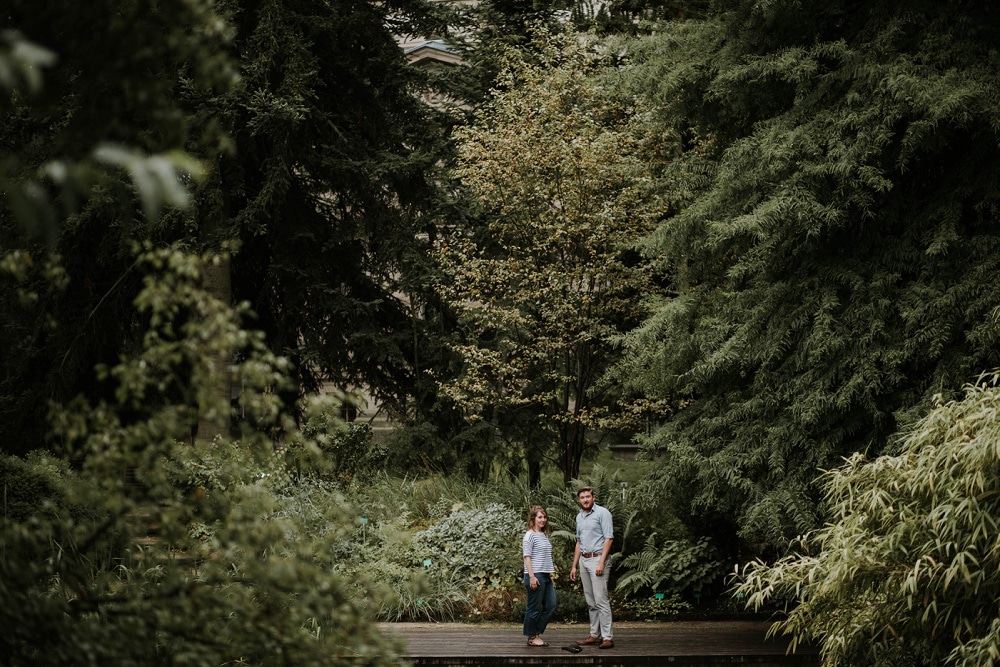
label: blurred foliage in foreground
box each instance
[0,247,404,666]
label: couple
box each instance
[522,487,615,650]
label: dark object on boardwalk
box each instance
[562,645,583,653]
[599,639,615,649]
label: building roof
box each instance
[404,40,463,67]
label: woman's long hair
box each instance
[527,505,549,535]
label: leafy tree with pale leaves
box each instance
[438,28,673,486]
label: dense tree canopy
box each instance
[1,0,460,454]
[613,0,1000,556]
[0,0,237,452]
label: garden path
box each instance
[382,620,821,666]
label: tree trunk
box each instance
[195,255,232,443]
[527,453,541,489]
[561,421,586,485]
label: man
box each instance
[569,486,614,649]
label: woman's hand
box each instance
[529,575,539,590]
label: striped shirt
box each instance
[522,530,554,574]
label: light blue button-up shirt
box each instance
[576,504,613,554]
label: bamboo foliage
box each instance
[738,373,1000,667]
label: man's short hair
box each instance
[576,486,594,498]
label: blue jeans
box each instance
[523,572,556,637]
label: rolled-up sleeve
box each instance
[598,508,613,539]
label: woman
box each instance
[522,505,556,647]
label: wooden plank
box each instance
[381,621,820,666]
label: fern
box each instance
[617,533,723,598]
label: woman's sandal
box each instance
[527,638,549,647]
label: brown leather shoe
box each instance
[599,639,615,649]
[576,636,600,646]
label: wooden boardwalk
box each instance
[382,621,821,666]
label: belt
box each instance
[580,551,602,558]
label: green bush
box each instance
[739,373,1000,666]
[1,453,63,522]
[617,534,723,598]
[0,248,404,667]
[295,404,386,486]
[414,502,524,592]
[552,587,590,623]
[0,452,124,570]
[368,560,471,622]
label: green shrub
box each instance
[0,248,403,667]
[551,588,590,623]
[465,585,522,622]
[617,534,724,598]
[414,502,524,592]
[295,403,386,486]
[738,373,1000,666]
[368,560,471,622]
[0,452,124,570]
[0,453,63,522]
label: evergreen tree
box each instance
[614,0,1000,557]
[0,0,236,453]
[0,0,461,453]
[188,0,455,433]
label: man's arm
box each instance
[595,538,613,576]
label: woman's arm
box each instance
[525,553,539,588]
